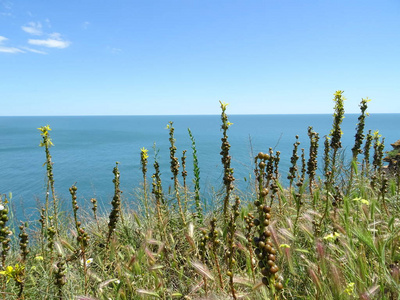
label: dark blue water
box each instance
[0,114,398,219]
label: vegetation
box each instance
[1,91,400,299]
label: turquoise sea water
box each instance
[0,114,398,219]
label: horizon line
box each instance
[1,112,399,117]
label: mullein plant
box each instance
[54,255,66,300]
[363,130,373,176]
[17,222,29,299]
[328,91,345,187]
[320,91,345,227]
[208,217,224,290]
[0,196,11,297]
[38,125,59,235]
[167,121,186,225]
[226,196,240,300]
[371,134,390,214]
[181,150,189,214]
[348,98,369,194]
[90,198,100,231]
[294,149,306,229]
[0,197,11,270]
[306,126,319,196]
[188,128,203,224]
[140,147,150,218]
[243,212,256,281]
[219,101,235,220]
[152,145,167,238]
[38,207,46,256]
[254,152,283,295]
[269,150,282,211]
[287,136,300,205]
[69,185,90,294]
[107,162,122,246]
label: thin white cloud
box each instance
[0,46,24,53]
[21,21,43,35]
[0,35,24,53]
[28,33,70,49]
[21,47,47,54]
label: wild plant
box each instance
[90,198,99,230]
[69,184,90,293]
[0,196,12,298]
[226,196,240,299]
[243,212,256,280]
[188,128,203,224]
[107,162,122,246]
[46,217,56,258]
[208,217,224,289]
[253,152,283,295]
[38,125,58,234]
[219,101,235,219]
[167,121,186,225]
[348,98,369,194]
[328,90,345,186]
[140,147,150,218]
[253,203,283,294]
[306,126,319,196]
[272,150,283,210]
[0,197,11,270]
[54,256,66,300]
[293,149,306,229]
[16,222,29,299]
[363,129,373,176]
[352,98,369,160]
[323,135,331,179]
[371,134,390,214]
[287,136,300,203]
[181,150,188,213]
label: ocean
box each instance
[0,114,398,219]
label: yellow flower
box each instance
[140,147,149,160]
[353,197,369,206]
[323,232,340,242]
[0,264,24,283]
[219,100,229,110]
[344,282,355,295]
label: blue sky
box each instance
[1,0,399,116]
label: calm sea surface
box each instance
[0,114,398,219]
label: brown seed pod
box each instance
[268,254,276,261]
[275,281,284,290]
[270,265,279,273]
[263,153,270,160]
[263,206,271,213]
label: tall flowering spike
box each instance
[330,90,346,151]
[107,162,122,245]
[352,98,370,160]
[219,100,235,219]
[167,121,186,224]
